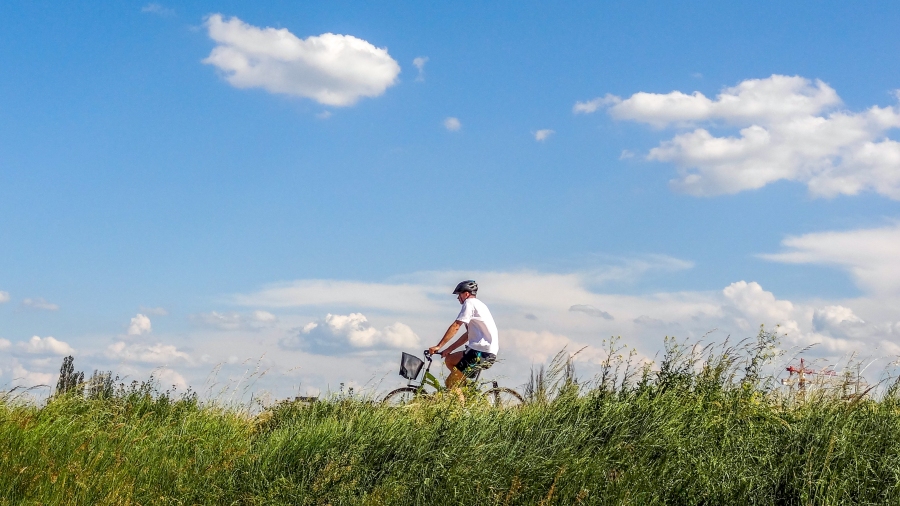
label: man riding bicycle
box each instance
[427,280,499,389]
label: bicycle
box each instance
[382,351,524,407]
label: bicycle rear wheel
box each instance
[483,387,524,408]
[382,387,423,406]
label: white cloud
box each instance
[0,338,10,350]
[722,281,799,334]
[316,110,332,119]
[127,314,152,336]
[534,129,555,141]
[19,336,74,356]
[155,368,188,390]
[586,75,900,198]
[191,310,278,330]
[253,310,277,322]
[141,3,174,16]
[444,117,461,131]
[606,75,841,127]
[504,329,585,364]
[11,361,54,388]
[107,341,191,364]
[413,56,428,82]
[0,291,9,303]
[140,306,168,316]
[813,305,865,334]
[619,150,635,160]
[573,93,621,114]
[281,313,419,354]
[203,14,401,106]
[761,223,900,295]
[21,297,59,311]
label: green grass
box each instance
[2,330,900,505]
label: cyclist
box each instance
[427,280,499,389]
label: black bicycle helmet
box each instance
[452,280,478,295]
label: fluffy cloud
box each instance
[413,56,428,81]
[723,281,794,322]
[21,297,59,311]
[722,281,799,335]
[0,338,10,350]
[107,341,191,364]
[504,329,583,364]
[0,291,9,303]
[534,129,555,141]
[281,313,419,354]
[19,336,74,355]
[580,75,900,198]
[444,117,461,131]
[203,14,400,106]
[191,310,278,330]
[11,361,54,388]
[127,314,152,336]
[761,223,900,295]
[155,368,188,390]
[813,306,865,334]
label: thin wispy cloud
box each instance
[0,291,9,303]
[761,222,900,295]
[140,306,168,316]
[569,304,614,319]
[21,297,58,311]
[413,56,429,82]
[534,129,555,142]
[444,117,461,131]
[203,14,401,107]
[141,3,174,16]
[107,341,191,365]
[190,310,277,331]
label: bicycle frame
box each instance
[407,352,495,394]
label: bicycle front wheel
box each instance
[382,387,424,406]
[483,387,524,408]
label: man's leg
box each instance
[443,350,467,389]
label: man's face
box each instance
[457,292,471,304]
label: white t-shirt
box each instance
[455,298,499,354]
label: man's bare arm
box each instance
[427,320,465,354]
[442,332,468,356]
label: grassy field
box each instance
[2,330,900,505]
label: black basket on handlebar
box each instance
[399,352,425,380]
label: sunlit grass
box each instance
[2,329,900,505]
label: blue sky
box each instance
[2,1,900,396]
